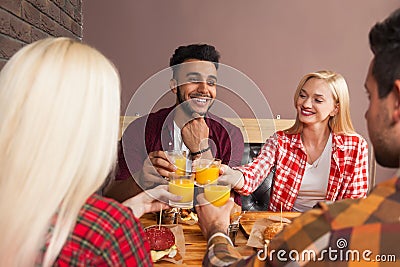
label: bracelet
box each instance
[207,232,233,247]
[191,146,211,156]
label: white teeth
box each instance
[195,98,206,103]
[302,110,314,115]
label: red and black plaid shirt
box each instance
[38,194,152,266]
[235,131,369,211]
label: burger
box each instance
[179,208,198,223]
[145,226,179,262]
[263,222,288,241]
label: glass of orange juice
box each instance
[193,159,221,186]
[165,150,187,175]
[168,173,194,208]
[204,183,231,207]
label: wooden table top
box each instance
[140,211,301,266]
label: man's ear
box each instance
[393,80,400,123]
[170,79,178,94]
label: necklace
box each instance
[302,133,331,169]
[310,155,322,168]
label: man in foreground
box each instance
[196,8,400,266]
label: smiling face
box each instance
[296,78,338,127]
[171,59,217,116]
[364,60,400,168]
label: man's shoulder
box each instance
[147,106,174,120]
[206,113,241,132]
[124,106,173,134]
[136,106,173,123]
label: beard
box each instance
[176,86,214,117]
[372,133,400,168]
[367,108,400,168]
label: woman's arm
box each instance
[344,136,369,198]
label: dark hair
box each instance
[169,44,220,78]
[369,8,400,98]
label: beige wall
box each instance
[83,1,399,182]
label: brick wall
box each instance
[0,0,82,70]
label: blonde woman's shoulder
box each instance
[334,132,368,148]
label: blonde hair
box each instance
[0,38,120,266]
[286,70,355,135]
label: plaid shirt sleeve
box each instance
[341,135,369,199]
[203,177,400,267]
[51,194,153,267]
[234,133,279,196]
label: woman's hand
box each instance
[217,164,245,191]
[122,185,181,218]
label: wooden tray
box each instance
[239,211,301,237]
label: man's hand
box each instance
[195,193,234,239]
[146,151,177,177]
[135,151,176,189]
[123,185,181,218]
[181,117,210,152]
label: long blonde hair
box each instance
[286,70,355,135]
[0,38,120,266]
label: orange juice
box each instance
[195,166,219,185]
[175,157,186,175]
[204,184,230,207]
[169,178,194,208]
[165,150,187,175]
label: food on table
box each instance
[159,208,178,224]
[145,226,178,262]
[179,208,198,223]
[263,222,289,240]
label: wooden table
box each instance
[140,211,301,266]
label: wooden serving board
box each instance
[239,211,301,237]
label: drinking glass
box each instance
[192,158,221,186]
[168,173,195,208]
[204,183,231,207]
[165,150,187,175]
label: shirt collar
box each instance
[290,132,342,151]
[332,133,345,151]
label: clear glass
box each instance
[168,173,194,208]
[204,183,231,207]
[165,150,187,175]
[192,158,221,186]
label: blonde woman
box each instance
[0,38,178,266]
[220,71,369,212]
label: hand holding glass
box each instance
[165,150,187,175]
[193,159,221,186]
[168,173,194,208]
